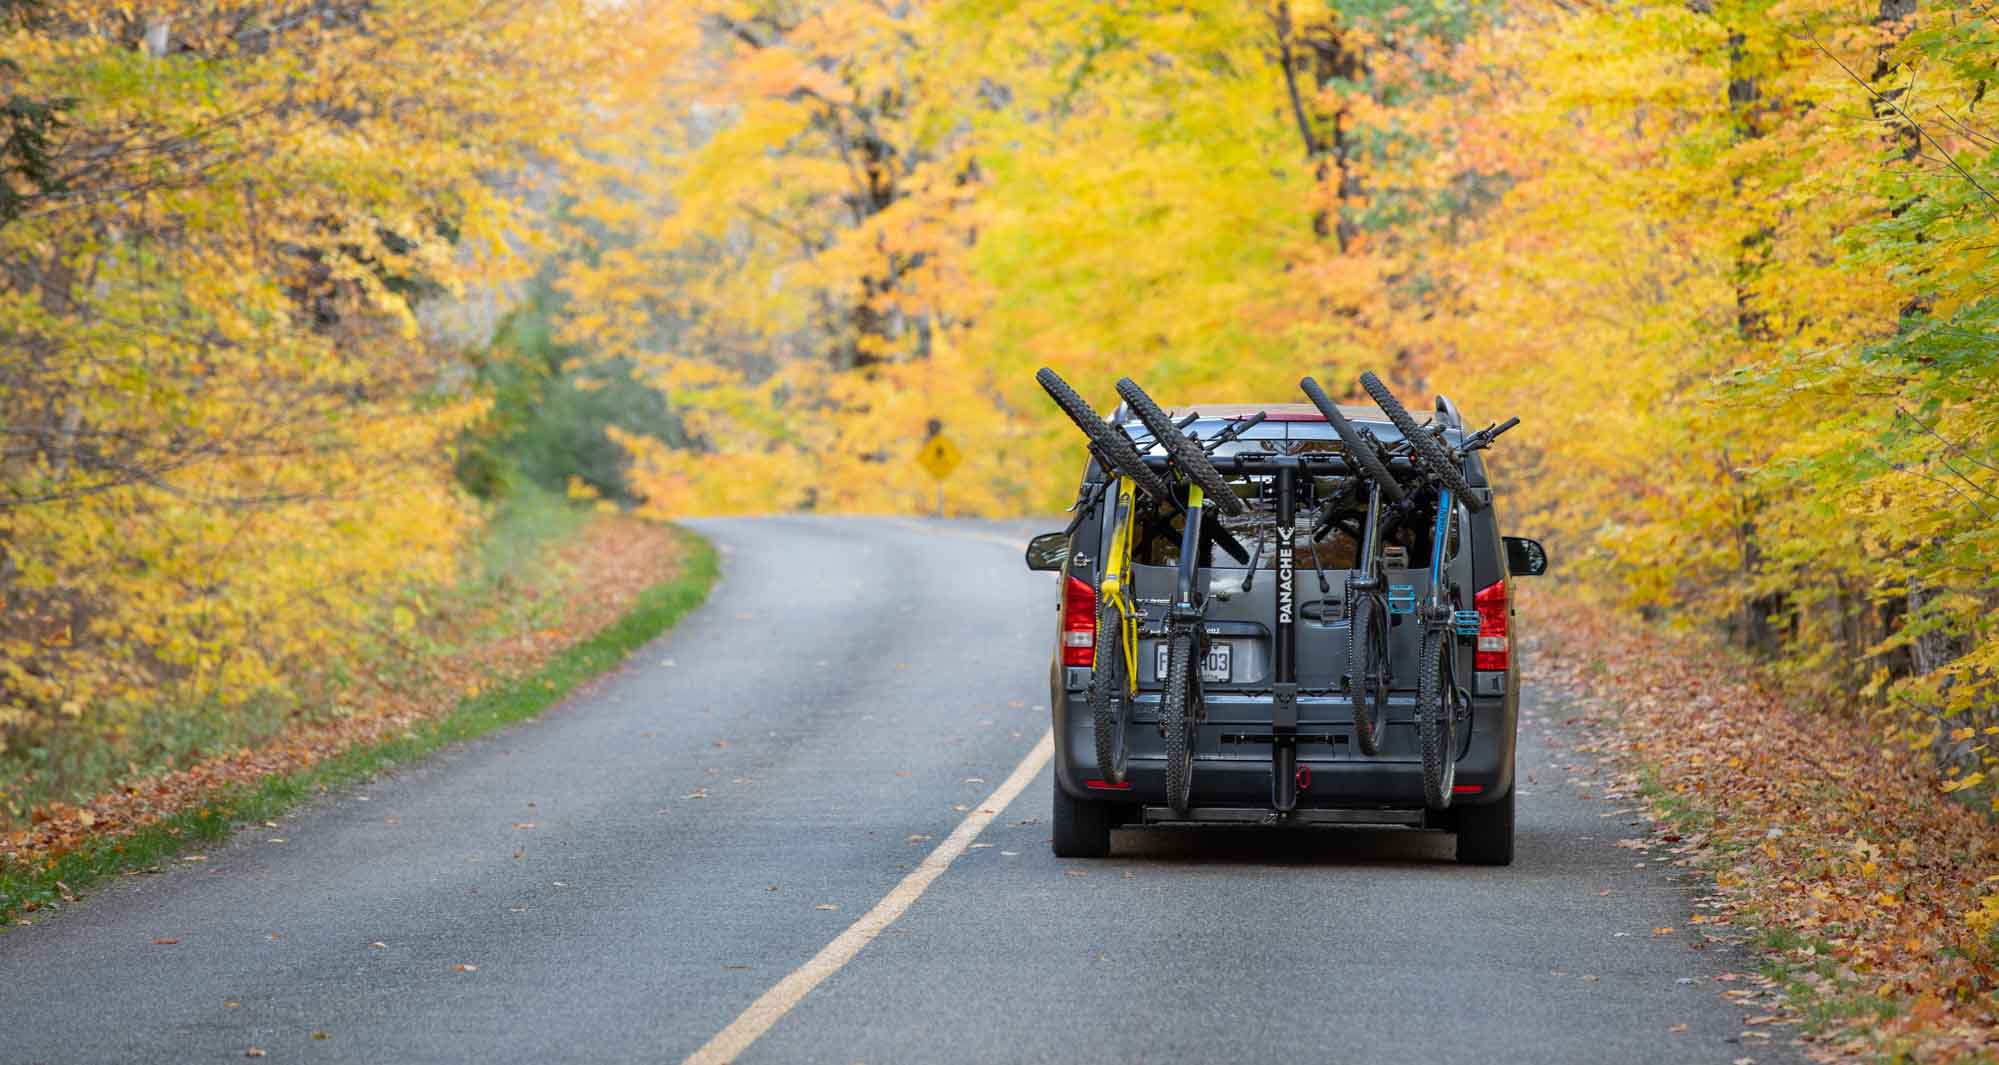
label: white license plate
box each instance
[1157,641,1231,683]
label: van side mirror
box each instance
[1025,531,1069,572]
[1503,536,1548,577]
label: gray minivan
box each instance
[1026,397,1546,864]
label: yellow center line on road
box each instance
[680,727,1057,1065]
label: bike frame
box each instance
[1100,475,1142,696]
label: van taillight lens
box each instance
[1063,576,1097,667]
[1474,579,1509,672]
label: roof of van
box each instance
[1163,402,1390,422]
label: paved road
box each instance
[0,517,1797,1064]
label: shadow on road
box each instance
[1106,824,1458,867]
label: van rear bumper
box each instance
[1049,658,1519,810]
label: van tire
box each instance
[1454,783,1515,866]
[1051,778,1115,858]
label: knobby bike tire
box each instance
[1350,592,1391,757]
[1300,376,1405,504]
[1089,599,1131,785]
[1036,368,1175,504]
[1162,627,1199,815]
[1357,371,1480,509]
[1114,377,1246,517]
[1417,628,1459,810]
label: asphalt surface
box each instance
[0,516,1800,1064]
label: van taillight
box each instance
[1063,576,1097,667]
[1474,579,1509,672]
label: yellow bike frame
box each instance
[1100,475,1143,695]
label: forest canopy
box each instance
[4,1,1996,826]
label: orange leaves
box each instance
[1536,594,1999,1060]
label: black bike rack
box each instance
[1141,448,1383,818]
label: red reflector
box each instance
[1452,783,1484,795]
[1062,575,1097,668]
[1084,779,1132,790]
[1474,579,1509,672]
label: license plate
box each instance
[1157,641,1231,683]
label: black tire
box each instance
[1037,367,1175,503]
[1454,782,1516,866]
[1349,592,1391,756]
[1416,628,1458,810]
[1088,599,1131,785]
[1161,627,1199,815]
[1113,377,1246,516]
[1300,376,1405,504]
[1357,371,1480,509]
[1051,777,1115,858]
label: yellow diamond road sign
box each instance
[916,433,962,482]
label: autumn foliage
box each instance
[6,0,1999,1043]
[0,1,655,807]
[573,3,1999,1047]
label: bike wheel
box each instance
[1300,376,1405,504]
[1349,592,1392,756]
[1161,627,1200,815]
[1089,599,1132,785]
[1357,371,1479,509]
[1113,377,1246,517]
[1416,628,1458,810]
[1036,367,1175,504]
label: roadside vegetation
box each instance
[1531,599,1999,1061]
[5,0,1997,1052]
[0,2,705,910]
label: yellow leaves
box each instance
[1943,772,1986,795]
[1966,893,1999,945]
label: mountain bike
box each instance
[1356,371,1516,808]
[1112,376,1247,815]
[1299,376,1404,758]
[1036,369,1254,787]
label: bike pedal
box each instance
[1387,584,1416,615]
[1452,610,1481,637]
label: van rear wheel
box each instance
[1051,778,1115,858]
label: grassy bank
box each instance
[0,522,716,926]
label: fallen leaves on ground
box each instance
[1531,594,1999,1061]
[1,517,682,879]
